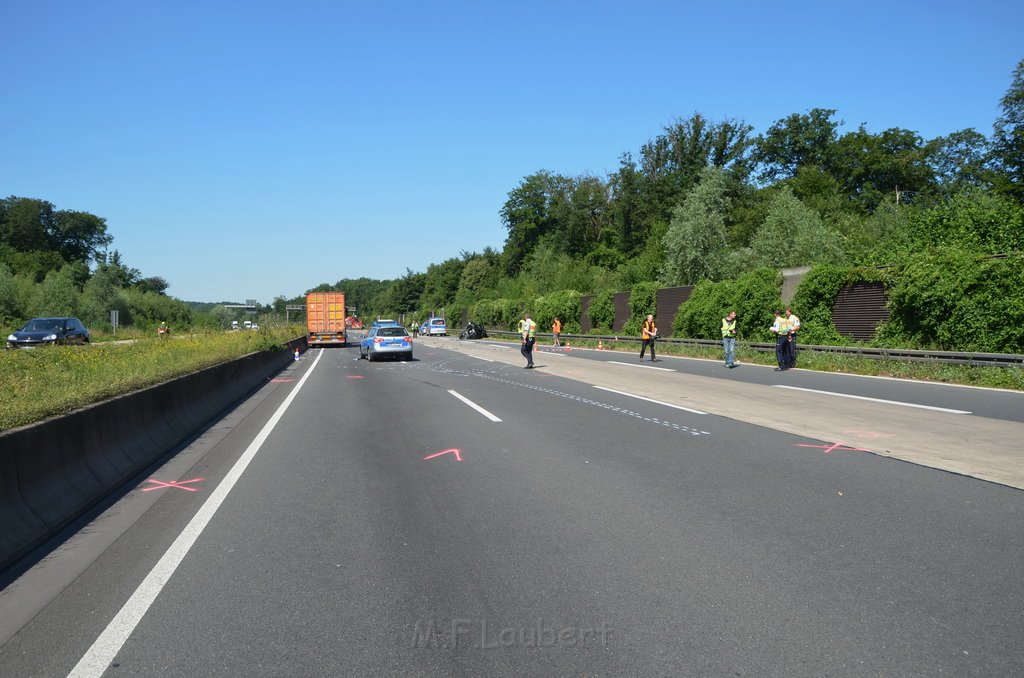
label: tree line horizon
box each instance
[2,60,1022,348]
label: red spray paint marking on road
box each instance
[423,448,463,462]
[271,378,294,383]
[346,375,366,379]
[141,478,204,492]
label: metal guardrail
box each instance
[487,331,1024,368]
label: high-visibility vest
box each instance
[721,318,736,338]
[523,319,536,339]
[642,320,656,338]
[552,320,561,333]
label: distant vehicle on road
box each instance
[424,317,447,336]
[372,318,399,328]
[307,291,347,347]
[7,317,90,348]
[359,325,413,361]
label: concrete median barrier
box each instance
[0,338,307,573]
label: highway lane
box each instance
[1,343,1023,676]
[481,338,1024,424]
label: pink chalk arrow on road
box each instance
[423,448,463,462]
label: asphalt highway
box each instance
[1,338,1022,677]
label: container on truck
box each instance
[306,291,347,347]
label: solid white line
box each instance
[467,354,494,362]
[68,350,324,678]
[607,360,675,372]
[773,385,971,414]
[594,386,707,415]
[448,389,502,422]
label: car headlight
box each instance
[43,334,58,341]
[6,334,16,341]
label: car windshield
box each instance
[377,327,409,337]
[23,319,64,332]
[431,319,445,325]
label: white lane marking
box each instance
[608,360,675,372]
[68,350,324,678]
[773,385,972,414]
[448,389,502,422]
[467,354,494,362]
[594,386,707,415]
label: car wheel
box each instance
[367,352,375,362]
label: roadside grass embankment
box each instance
[0,327,304,431]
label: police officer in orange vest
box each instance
[639,314,657,362]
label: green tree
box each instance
[637,114,754,227]
[746,187,845,268]
[0,264,19,324]
[906,188,1024,253]
[456,251,501,300]
[133,276,170,295]
[500,171,572,276]
[419,256,466,312]
[827,125,935,210]
[51,210,112,264]
[751,108,841,183]
[926,129,993,193]
[660,167,731,285]
[81,265,128,327]
[30,265,81,318]
[992,59,1024,203]
[0,197,53,254]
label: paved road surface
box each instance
[1,339,1022,676]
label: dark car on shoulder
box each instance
[6,317,91,349]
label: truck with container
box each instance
[306,291,347,347]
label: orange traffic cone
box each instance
[565,342,571,352]
[598,340,604,350]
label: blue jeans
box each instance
[722,336,736,366]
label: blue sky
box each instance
[1,1,1021,303]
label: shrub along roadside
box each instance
[0,327,302,431]
[673,269,781,341]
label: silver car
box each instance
[359,326,413,361]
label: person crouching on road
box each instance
[521,313,537,368]
[639,314,657,362]
[721,310,737,368]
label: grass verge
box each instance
[0,327,303,431]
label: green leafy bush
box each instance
[789,264,887,346]
[673,269,780,340]
[531,290,582,334]
[623,282,658,335]
[587,290,615,332]
[877,247,1024,352]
